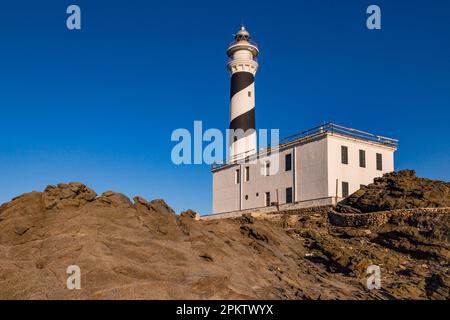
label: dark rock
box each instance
[240,225,269,243]
[337,170,450,213]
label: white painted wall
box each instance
[326,135,395,197]
[296,136,328,201]
[212,133,396,214]
[240,150,294,210]
[212,165,240,213]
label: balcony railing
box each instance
[228,39,258,48]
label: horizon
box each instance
[0,0,449,214]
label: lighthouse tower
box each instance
[227,26,259,161]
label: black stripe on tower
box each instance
[229,109,255,131]
[229,71,255,132]
[230,72,254,99]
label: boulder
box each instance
[180,209,200,220]
[96,191,132,208]
[133,196,175,215]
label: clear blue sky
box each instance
[0,0,449,214]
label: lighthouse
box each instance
[211,27,398,216]
[227,26,259,161]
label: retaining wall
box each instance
[328,207,450,227]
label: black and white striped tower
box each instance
[227,26,259,161]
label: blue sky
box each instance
[0,0,449,214]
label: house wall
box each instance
[212,133,396,214]
[212,165,241,213]
[212,147,296,213]
[240,149,294,210]
[296,136,329,201]
[326,134,395,197]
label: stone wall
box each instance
[328,207,450,227]
[202,197,337,220]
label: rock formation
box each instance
[0,178,448,300]
[337,170,450,213]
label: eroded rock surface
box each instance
[337,170,450,213]
[0,181,448,300]
[43,183,97,210]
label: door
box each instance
[265,192,271,206]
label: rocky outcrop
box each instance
[337,170,450,213]
[0,182,448,300]
[133,196,175,215]
[43,183,97,210]
[96,191,133,208]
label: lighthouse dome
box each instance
[235,26,250,41]
[227,25,259,58]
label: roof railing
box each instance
[278,123,398,147]
[211,122,398,170]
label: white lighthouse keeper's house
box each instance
[211,27,398,215]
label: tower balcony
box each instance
[228,39,258,49]
[227,40,259,58]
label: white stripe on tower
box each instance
[226,26,259,161]
[230,82,255,121]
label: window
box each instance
[286,187,293,204]
[376,153,383,171]
[359,149,366,168]
[285,154,292,171]
[244,166,250,182]
[235,169,240,184]
[248,91,252,97]
[341,146,348,164]
[265,192,271,206]
[342,182,349,198]
[264,161,271,176]
[245,195,248,200]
